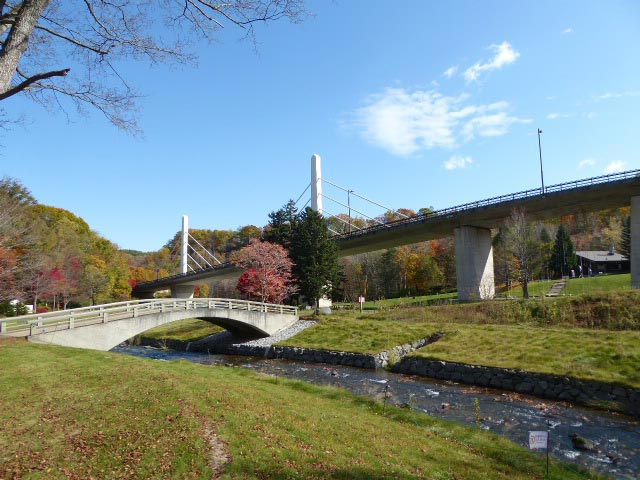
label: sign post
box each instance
[529,430,549,478]
[358,296,365,313]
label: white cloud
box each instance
[346,87,531,156]
[547,112,572,120]
[585,112,597,120]
[464,42,520,82]
[562,27,573,34]
[462,102,531,141]
[443,66,458,78]
[444,155,473,170]
[605,161,626,173]
[578,158,596,169]
[596,91,640,101]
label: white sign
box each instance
[529,431,548,449]
[358,296,365,303]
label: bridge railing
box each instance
[336,168,640,241]
[0,298,298,336]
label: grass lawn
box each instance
[563,273,632,295]
[141,318,224,342]
[409,324,640,388]
[499,273,631,298]
[277,313,441,354]
[0,341,597,479]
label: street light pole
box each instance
[538,128,545,194]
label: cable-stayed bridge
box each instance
[133,155,640,301]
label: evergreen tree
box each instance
[551,225,576,278]
[620,216,631,260]
[263,200,298,250]
[290,207,340,310]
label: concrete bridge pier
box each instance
[632,196,640,289]
[171,284,195,298]
[454,226,495,301]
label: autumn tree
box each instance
[395,244,443,295]
[0,1,306,130]
[0,177,37,302]
[231,239,295,303]
[326,213,369,235]
[538,226,554,280]
[502,209,541,299]
[377,249,402,298]
[429,238,456,290]
[381,208,416,224]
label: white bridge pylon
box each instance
[181,215,222,275]
[307,153,410,235]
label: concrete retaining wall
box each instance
[139,334,440,369]
[392,357,640,417]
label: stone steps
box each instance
[545,280,566,297]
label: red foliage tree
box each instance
[232,239,296,304]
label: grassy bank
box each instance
[410,324,640,388]
[140,318,223,342]
[0,341,597,479]
[499,273,631,298]
[278,315,440,354]
[334,292,458,310]
[279,291,640,388]
[389,290,640,330]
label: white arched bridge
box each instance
[0,298,298,351]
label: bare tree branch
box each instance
[0,66,68,100]
[34,23,109,54]
[0,0,307,131]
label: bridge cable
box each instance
[188,233,222,265]
[321,193,387,226]
[322,178,410,219]
[188,246,215,269]
[320,207,364,232]
[187,254,204,271]
[294,182,311,207]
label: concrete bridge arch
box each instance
[1,299,298,351]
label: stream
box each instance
[113,345,640,479]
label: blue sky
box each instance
[2,0,639,251]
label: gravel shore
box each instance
[189,320,317,350]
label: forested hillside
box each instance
[0,177,265,313]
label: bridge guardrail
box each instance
[0,298,298,336]
[335,168,640,241]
